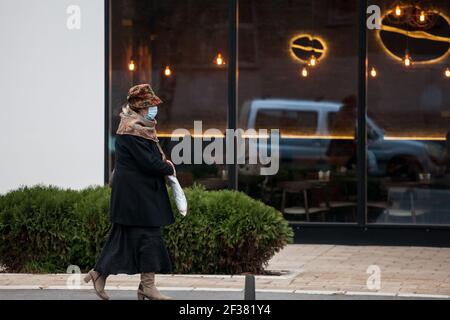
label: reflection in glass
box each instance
[238,0,359,223]
[109,0,229,189]
[367,0,450,225]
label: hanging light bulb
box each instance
[395,5,402,17]
[419,11,426,23]
[403,50,412,67]
[164,65,172,77]
[309,55,317,67]
[215,53,225,66]
[301,66,309,78]
[404,56,412,67]
[128,59,136,71]
[370,66,378,78]
[445,67,450,78]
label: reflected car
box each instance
[239,99,446,179]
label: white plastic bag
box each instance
[166,175,188,216]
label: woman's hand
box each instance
[166,159,176,177]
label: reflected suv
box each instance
[239,99,446,179]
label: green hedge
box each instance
[0,185,293,274]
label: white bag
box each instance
[166,175,188,216]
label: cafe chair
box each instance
[384,187,427,223]
[279,181,328,222]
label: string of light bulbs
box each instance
[127,51,226,79]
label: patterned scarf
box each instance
[116,105,166,160]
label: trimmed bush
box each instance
[164,186,294,274]
[0,185,293,274]
[0,185,110,273]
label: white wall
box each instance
[0,0,105,194]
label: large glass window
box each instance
[367,0,450,225]
[108,0,450,228]
[237,0,359,223]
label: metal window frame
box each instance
[104,0,111,186]
[357,0,368,227]
[227,0,238,190]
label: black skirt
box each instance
[94,223,173,275]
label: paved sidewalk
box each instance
[1,245,450,298]
[0,289,436,300]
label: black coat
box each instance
[110,134,175,227]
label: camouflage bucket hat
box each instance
[127,84,163,110]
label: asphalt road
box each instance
[0,289,440,300]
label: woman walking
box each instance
[85,84,176,300]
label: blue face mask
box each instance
[144,106,158,120]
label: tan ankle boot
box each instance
[84,269,110,300]
[137,273,173,300]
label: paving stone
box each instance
[1,244,449,296]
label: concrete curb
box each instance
[0,285,448,299]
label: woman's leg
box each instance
[84,269,110,300]
[135,226,174,299]
[84,225,118,300]
[137,272,173,300]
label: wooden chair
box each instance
[279,181,328,221]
